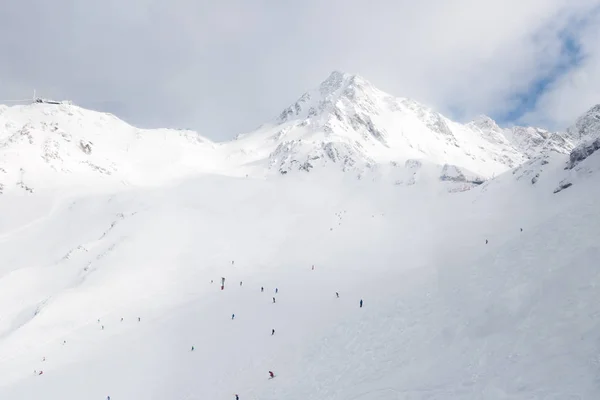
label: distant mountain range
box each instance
[0,70,598,194]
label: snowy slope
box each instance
[1,80,600,399]
[478,103,600,197]
[0,112,600,400]
[0,103,227,194]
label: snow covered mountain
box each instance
[0,71,590,196]
[0,103,223,194]
[1,119,600,399]
[1,73,600,399]
[470,102,600,200]
[229,71,574,180]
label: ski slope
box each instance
[0,145,599,399]
[1,73,599,399]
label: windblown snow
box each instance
[1,71,599,400]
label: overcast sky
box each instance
[1,0,599,141]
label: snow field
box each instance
[0,163,598,399]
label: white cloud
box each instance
[288,0,600,126]
[0,0,599,138]
[519,8,600,129]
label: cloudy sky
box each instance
[1,0,599,141]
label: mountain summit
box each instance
[231,71,573,179]
[276,70,376,124]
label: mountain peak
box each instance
[276,71,374,124]
[318,70,365,98]
[469,115,501,131]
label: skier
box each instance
[520,228,523,232]
[235,395,239,400]
[121,317,123,322]
[269,371,275,378]
[360,299,363,308]
[312,265,314,270]
[102,325,104,330]
[232,314,235,320]
[211,280,213,284]
[272,297,276,304]
[485,239,488,244]
[271,329,275,335]
[275,288,278,294]
[336,292,339,298]
[191,346,195,351]
[240,281,243,286]
[138,317,141,322]
[261,287,264,292]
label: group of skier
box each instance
[34,226,524,398]
[218,264,364,399]
[35,263,364,400]
[34,316,143,378]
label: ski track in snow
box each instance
[0,193,61,242]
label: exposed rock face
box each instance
[563,105,600,170]
[565,104,600,142]
[439,164,484,185]
[566,137,600,170]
